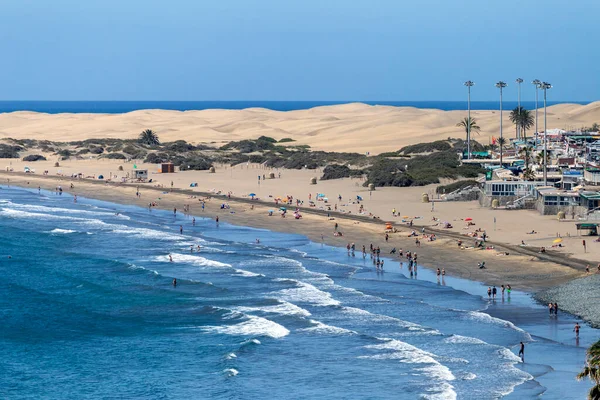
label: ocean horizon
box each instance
[0,100,592,114]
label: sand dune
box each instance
[0,102,599,153]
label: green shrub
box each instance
[22,154,46,162]
[278,138,296,143]
[144,152,170,164]
[400,141,452,154]
[177,156,213,171]
[104,153,127,160]
[0,145,22,158]
[321,164,364,180]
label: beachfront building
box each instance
[534,187,580,215]
[480,180,546,208]
[584,168,600,185]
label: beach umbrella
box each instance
[553,238,562,243]
[465,217,473,221]
[280,207,287,211]
[249,193,256,197]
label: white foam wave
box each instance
[113,227,182,241]
[223,368,238,377]
[225,353,237,360]
[272,280,340,306]
[465,311,532,340]
[233,302,311,317]
[361,338,456,399]
[233,269,264,278]
[0,208,83,221]
[157,253,232,268]
[49,228,77,234]
[498,348,523,363]
[203,315,289,339]
[298,320,356,335]
[443,335,487,345]
[342,306,439,335]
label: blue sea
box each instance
[0,186,595,399]
[0,100,590,114]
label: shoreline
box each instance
[0,171,585,291]
[4,171,600,326]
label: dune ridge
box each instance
[0,102,599,153]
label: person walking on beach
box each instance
[173,207,177,217]
[487,287,492,299]
[385,233,389,242]
[518,342,525,362]
[492,286,497,299]
[554,303,559,316]
[574,323,580,337]
[362,245,366,258]
[583,239,587,253]
[442,268,445,276]
[436,268,441,277]
[586,264,590,273]
[216,216,219,224]
[549,303,554,316]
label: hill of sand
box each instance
[1,102,599,154]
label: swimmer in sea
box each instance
[173,278,177,287]
[192,217,196,226]
[180,225,183,234]
[169,254,173,262]
[574,323,580,337]
[197,245,201,252]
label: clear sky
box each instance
[1,0,598,101]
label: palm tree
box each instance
[457,117,481,140]
[509,107,535,141]
[519,146,534,171]
[138,129,160,146]
[536,150,548,166]
[577,340,600,399]
[497,137,507,166]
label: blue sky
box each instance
[0,0,598,101]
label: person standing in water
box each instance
[192,217,196,226]
[487,287,492,299]
[492,286,497,299]
[172,278,177,287]
[518,342,525,362]
[179,225,183,234]
[169,254,173,262]
[574,323,580,337]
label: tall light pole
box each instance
[495,81,507,166]
[541,82,552,186]
[516,78,523,139]
[464,81,474,159]
[532,79,541,147]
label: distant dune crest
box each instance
[0,102,599,154]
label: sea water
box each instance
[0,100,589,114]
[0,187,594,399]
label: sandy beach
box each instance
[1,102,600,153]
[0,160,587,293]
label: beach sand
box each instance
[0,160,587,294]
[1,101,600,153]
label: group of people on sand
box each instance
[486,284,512,299]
